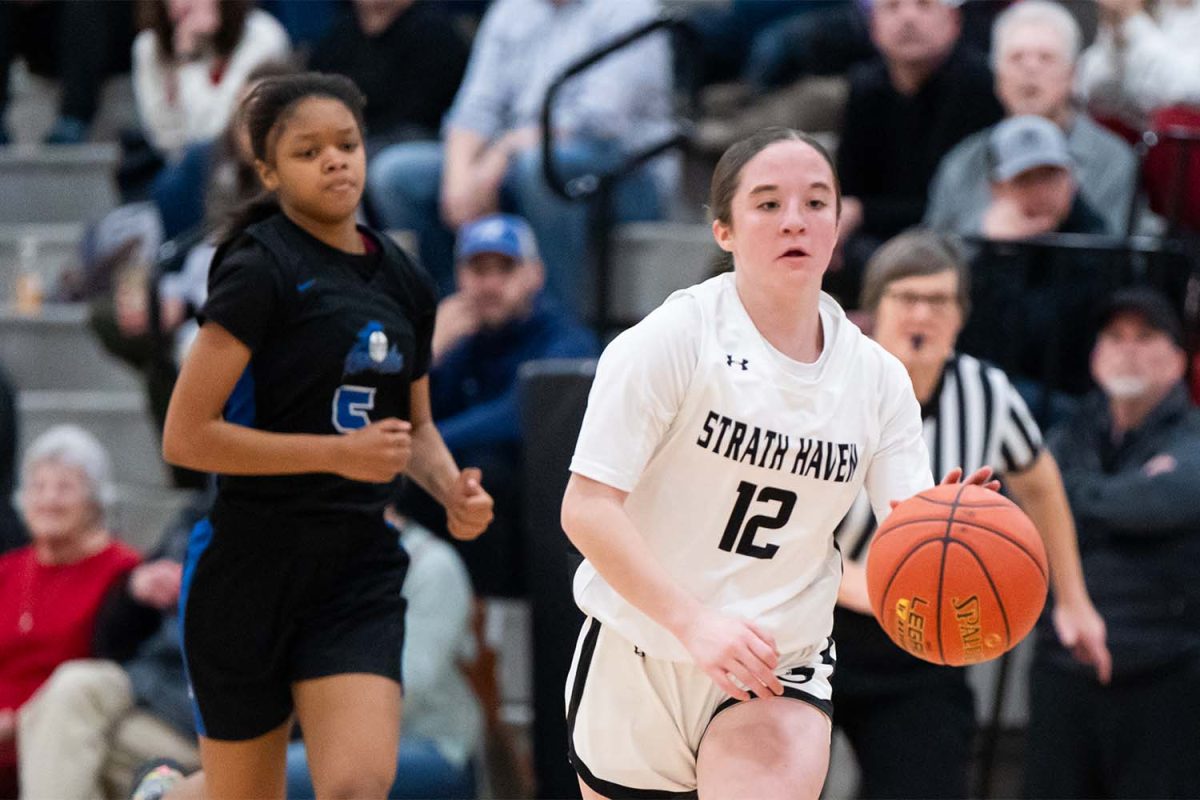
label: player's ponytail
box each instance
[218,72,367,245]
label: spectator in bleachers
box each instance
[827,0,1003,308]
[285,512,482,800]
[1077,0,1200,132]
[402,213,597,598]
[367,0,674,311]
[0,365,24,555]
[16,494,209,800]
[132,0,290,161]
[0,426,141,799]
[925,0,1137,237]
[1025,287,1200,799]
[981,115,1107,242]
[150,58,296,241]
[308,0,470,155]
[955,115,1109,400]
[0,0,136,145]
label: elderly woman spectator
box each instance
[132,0,290,160]
[0,427,141,798]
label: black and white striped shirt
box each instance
[835,352,1044,564]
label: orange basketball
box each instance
[865,482,1048,666]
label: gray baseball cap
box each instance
[988,115,1074,182]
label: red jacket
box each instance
[0,541,140,767]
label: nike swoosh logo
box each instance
[297,279,316,293]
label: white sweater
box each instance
[133,9,290,157]
[1077,0,1200,127]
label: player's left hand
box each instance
[1053,599,1112,685]
[941,466,1001,492]
[446,467,494,541]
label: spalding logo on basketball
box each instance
[865,483,1048,666]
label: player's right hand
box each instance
[336,418,412,483]
[677,608,784,702]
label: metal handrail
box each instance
[539,11,699,203]
[537,11,700,332]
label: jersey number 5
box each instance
[719,480,796,560]
[332,385,376,432]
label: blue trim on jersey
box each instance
[224,366,256,427]
[179,517,214,738]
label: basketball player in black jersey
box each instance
[159,73,493,799]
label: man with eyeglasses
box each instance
[828,229,1109,799]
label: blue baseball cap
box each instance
[988,115,1074,182]
[455,214,540,263]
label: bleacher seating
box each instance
[1,39,198,557]
[0,144,119,224]
[609,221,719,322]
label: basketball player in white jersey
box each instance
[560,128,998,799]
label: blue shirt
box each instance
[430,295,598,452]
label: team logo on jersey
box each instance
[368,330,389,363]
[344,321,404,375]
[726,354,749,370]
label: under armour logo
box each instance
[726,355,748,370]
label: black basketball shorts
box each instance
[179,503,409,741]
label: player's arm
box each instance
[561,474,782,701]
[1007,450,1111,683]
[405,376,493,541]
[163,322,408,479]
[836,560,873,615]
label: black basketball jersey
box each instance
[201,212,437,518]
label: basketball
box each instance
[865,483,1048,666]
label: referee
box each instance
[830,231,1111,799]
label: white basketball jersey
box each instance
[570,273,933,662]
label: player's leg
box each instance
[196,720,292,800]
[292,673,403,800]
[577,777,612,800]
[697,696,830,799]
[566,619,702,797]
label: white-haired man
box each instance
[924,0,1137,236]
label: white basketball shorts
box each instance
[565,617,836,797]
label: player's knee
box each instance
[316,769,394,800]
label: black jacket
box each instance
[836,43,1004,239]
[1040,384,1200,680]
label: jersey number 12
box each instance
[719,481,796,560]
